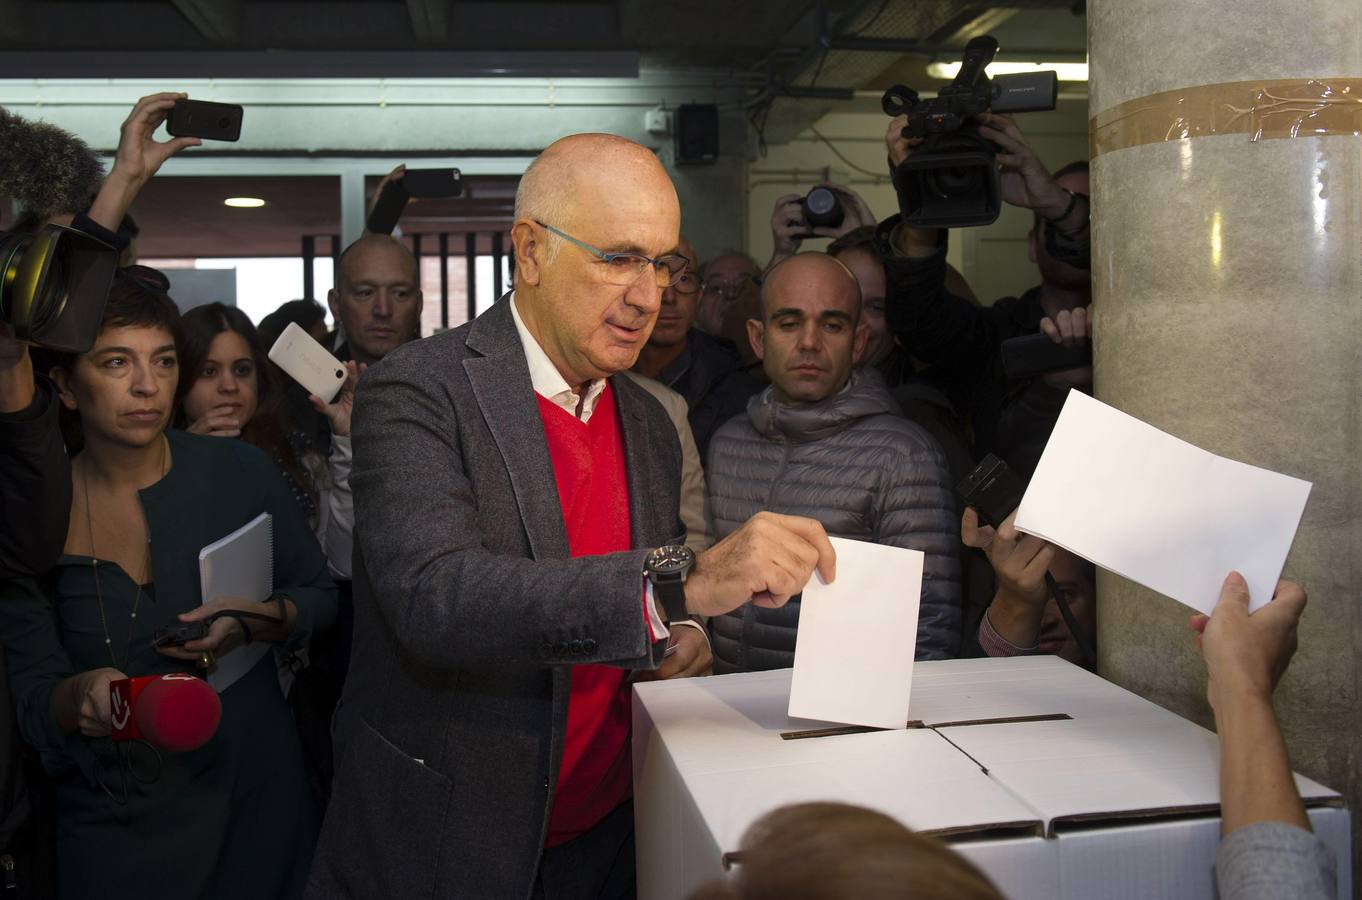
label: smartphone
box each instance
[402,168,463,199]
[1000,332,1092,380]
[166,99,243,142]
[268,322,346,404]
[152,620,211,649]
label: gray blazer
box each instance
[306,297,682,900]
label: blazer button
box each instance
[569,639,583,655]
[581,639,597,655]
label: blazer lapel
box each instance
[463,296,571,561]
[612,375,678,550]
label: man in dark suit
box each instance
[307,134,835,900]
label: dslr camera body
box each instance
[883,36,1058,229]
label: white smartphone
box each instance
[268,322,346,404]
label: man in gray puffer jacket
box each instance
[707,253,961,670]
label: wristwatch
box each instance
[643,545,695,625]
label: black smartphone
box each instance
[152,620,211,649]
[1000,332,1092,380]
[401,168,463,199]
[166,99,243,142]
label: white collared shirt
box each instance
[510,294,607,423]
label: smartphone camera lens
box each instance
[335,369,344,378]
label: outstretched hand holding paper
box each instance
[1015,391,1311,614]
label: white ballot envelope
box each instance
[788,537,924,730]
[1015,391,1312,614]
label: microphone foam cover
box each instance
[135,674,222,753]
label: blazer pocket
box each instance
[320,717,453,900]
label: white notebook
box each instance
[199,512,274,693]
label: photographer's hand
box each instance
[977,111,1088,235]
[969,509,1055,649]
[0,322,35,414]
[88,93,202,233]
[1039,305,1093,389]
[363,165,407,236]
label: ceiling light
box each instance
[926,60,1088,82]
[223,197,266,208]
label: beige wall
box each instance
[743,97,1090,303]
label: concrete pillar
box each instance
[1088,0,1362,878]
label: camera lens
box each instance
[805,188,837,217]
[335,369,344,378]
[926,166,979,198]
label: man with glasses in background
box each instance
[309,133,836,900]
[632,236,762,464]
[696,250,765,369]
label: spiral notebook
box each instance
[199,512,274,693]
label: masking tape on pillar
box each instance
[1089,78,1362,158]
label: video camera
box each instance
[1,225,119,353]
[882,36,1058,229]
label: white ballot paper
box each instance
[1015,391,1312,614]
[788,537,924,729]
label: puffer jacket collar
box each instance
[747,368,895,444]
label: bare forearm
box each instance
[86,170,143,234]
[1215,692,1310,836]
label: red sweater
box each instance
[538,385,638,847]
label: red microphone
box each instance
[109,674,222,752]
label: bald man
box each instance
[327,234,423,366]
[705,253,963,673]
[308,135,835,900]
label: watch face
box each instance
[648,545,694,576]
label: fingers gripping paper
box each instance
[1015,391,1312,614]
[788,537,924,729]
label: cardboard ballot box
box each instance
[632,656,1351,900]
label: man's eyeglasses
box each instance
[535,220,690,289]
[670,268,700,295]
[701,273,761,298]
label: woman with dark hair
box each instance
[0,270,336,899]
[257,298,328,350]
[175,302,358,580]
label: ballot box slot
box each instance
[779,712,1072,741]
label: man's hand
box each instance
[185,403,244,438]
[308,361,366,437]
[88,92,201,233]
[1038,305,1093,389]
[976,112,1072,219]
[684,512,836,617]
[885,115,924,169]
[967,508,1055,649]
[636,625,712,682]
[767,185,877,270]
[0,322,35,414]
[363,165,407,235]
[1190,574,1306,712]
